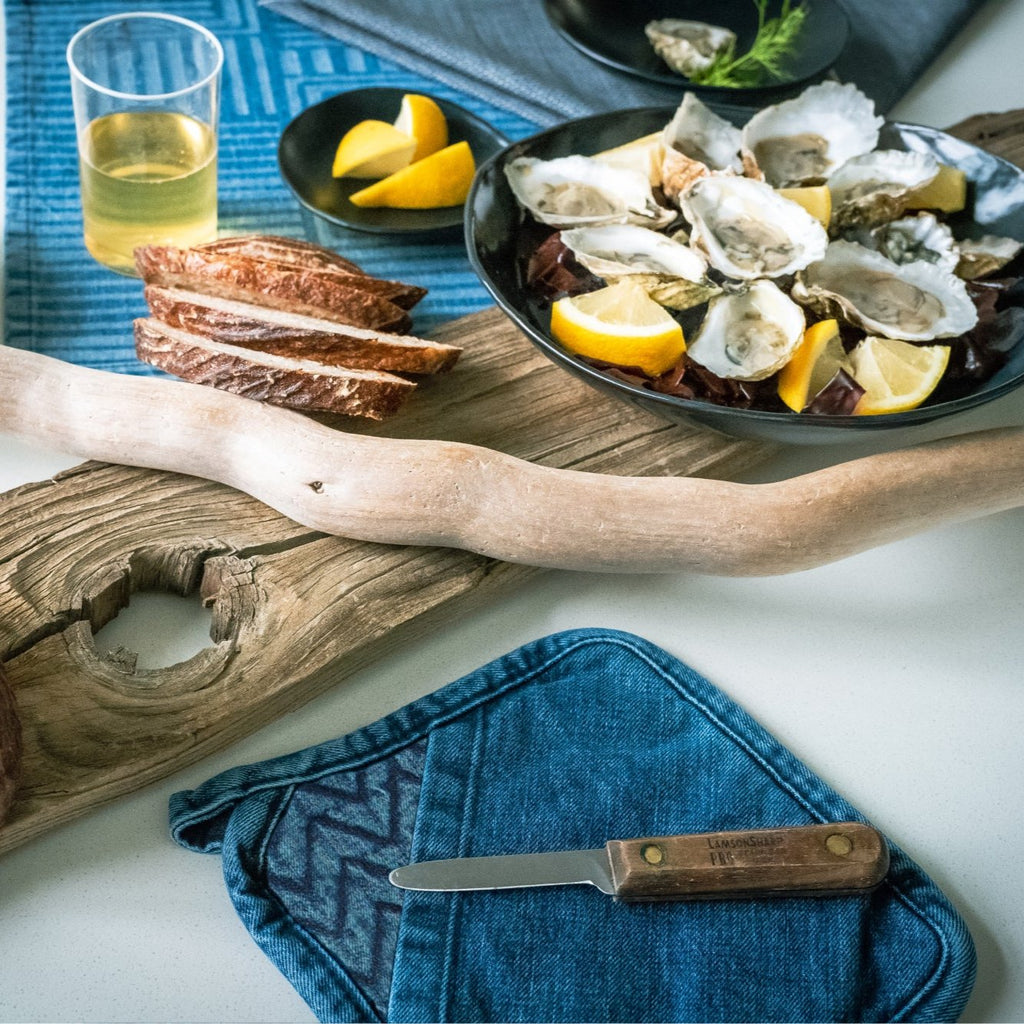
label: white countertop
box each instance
[3,4,1024,1021]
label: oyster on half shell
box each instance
[828,150,940,229]
[660,93,744,200]
[559,224,719,310]
[504,155,675,229]
[956,235,1024,280]
[741,81,883,187]
[680,174,828,280]
[644,19,736,78]
[792,240,978,340]
[687,279,806,381]
[856,213,959,273]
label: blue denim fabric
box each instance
[170,629,975,1023]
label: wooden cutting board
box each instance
[0,111,1019,855]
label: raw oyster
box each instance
[741,81,883,187]
[559,223,719,310]
[504,155,675,229]
[660,93,743,200]
[687,279,806,380]
[680,174,828,280]
[859,213,959,272]
[828,150,940,228]
[792,240,978,340]
[956,234,1024,280]
[644,19,736,78]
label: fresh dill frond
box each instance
[690,0,809,88]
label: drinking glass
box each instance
[67,12,223,275]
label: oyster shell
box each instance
[559,224,719,310]
[860,213,959,273]
[956,234,1024,280]
[505,155,675,229]
[687,279,806,380]
[644,19,736,78]
[792,240,978,340]
[660,93,743,200]
[828,150,940,228]
[741,81,883,187]
[680,174,828,280]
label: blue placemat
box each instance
[2,0,537,373]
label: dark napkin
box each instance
[259,0,981,124]
[170,629,976,1023]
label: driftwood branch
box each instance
[2,343,1022,576]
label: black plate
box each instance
[465,106,1024,445]
[279,87,509,235]
[543,0,849,98]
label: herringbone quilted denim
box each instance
[170,629,976,1023]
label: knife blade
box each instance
[389,822,889,901]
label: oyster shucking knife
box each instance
[389,822,889,901]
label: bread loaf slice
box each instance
[135,244,422,333]
[134,318,416,420]
[197,234,366,275]
[144,285,461,374]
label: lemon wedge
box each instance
[393,93,449,163]
[845,336,951,415]
[594,131,664,184]
[778,185,832,228]
[905,164,967,213]
[550,280,686,376]
[349,140,476,209]
[777,319,845,412]
[332,120,416,178]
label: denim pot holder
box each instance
[169,628,976,1023]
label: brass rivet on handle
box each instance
[641,843,664,865]
[825,833,854,857]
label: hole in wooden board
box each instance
[92,589,215,670]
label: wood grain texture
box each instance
[1,113,1020,853]
[0,307,767,853]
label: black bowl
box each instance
[543,0,849,101]
[465,105,1024,445]
[279,87,509,236]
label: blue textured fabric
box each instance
[260,0,980,125]
[170,629,976,1023]
[2,0,536,372]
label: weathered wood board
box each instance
[0,110,1019,856]
[0,307,770,854]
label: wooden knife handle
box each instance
[606,823,889,901]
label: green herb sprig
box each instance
[690,0,809,88]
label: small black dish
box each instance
[543,0,849,101]
[465,105,1024,445]
[279,87,509,235]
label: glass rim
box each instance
[66,11,224,103]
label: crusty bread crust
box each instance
[144,285,461,374]
[135,245,423,333]
[134,318,416,420]
[0,663,22,830]
[197,235,366,275]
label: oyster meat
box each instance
[504,155,675,229]
[857,212,959,272]
[559,223,718,310]
[687,279,806,381]
[660,93,744,200]
[741,81,883,187]
[644,19,736,78]
[956,234,1024,280]
[828,150,940,228]
[680,174,828,280]
[792,240,978,340]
